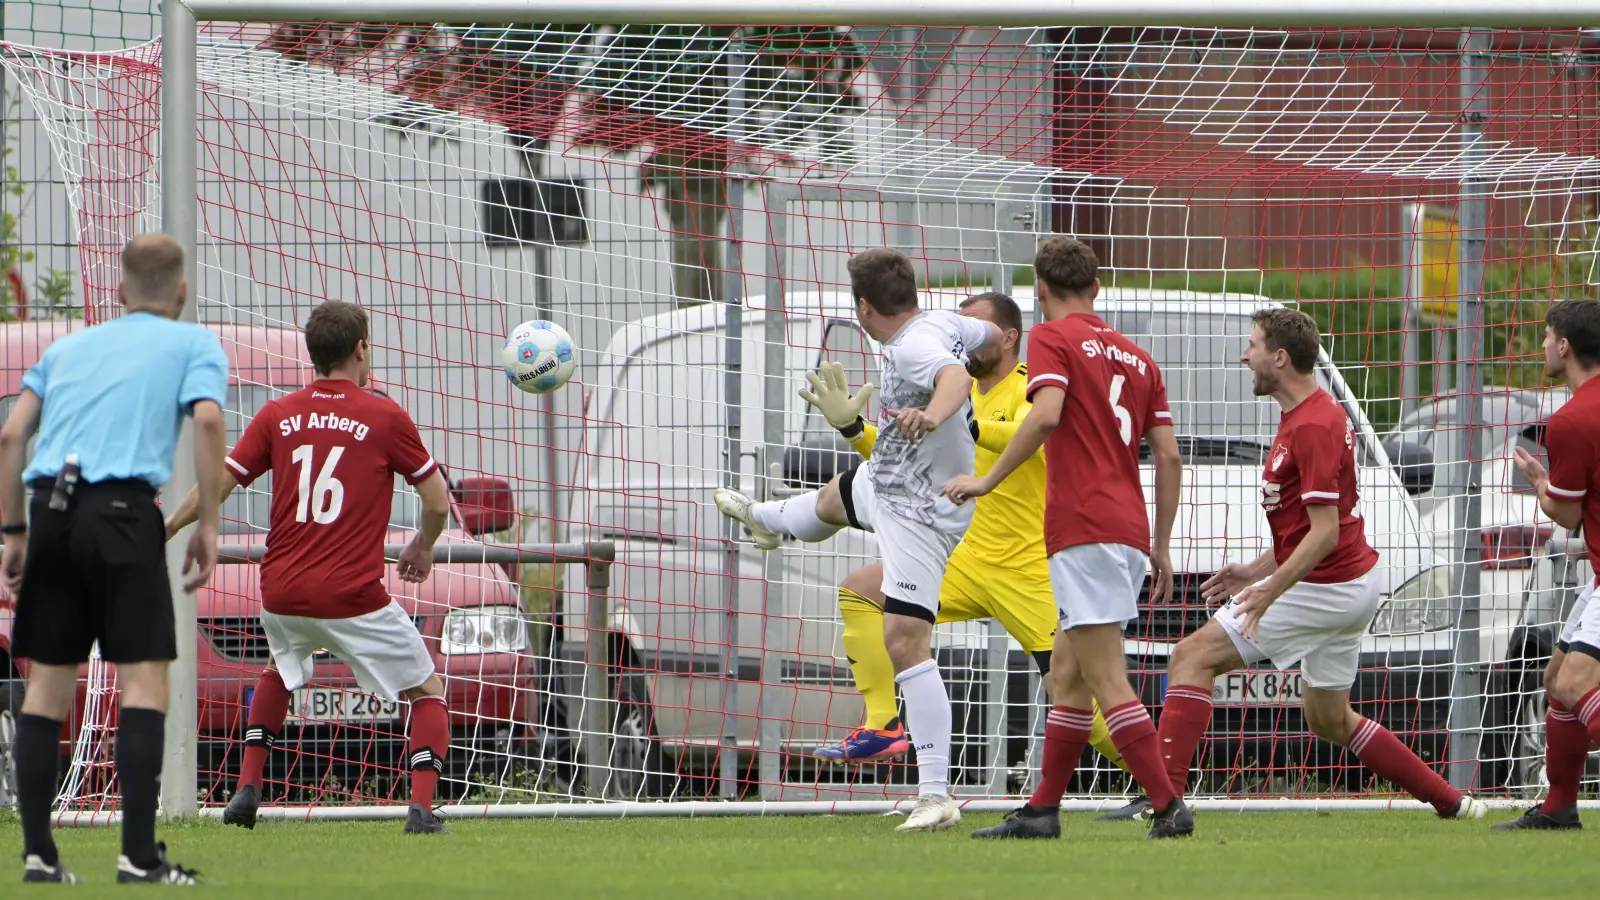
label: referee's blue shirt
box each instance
[21,312,230,489]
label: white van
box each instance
[564,287,1442,793]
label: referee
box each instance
[0,234,228,885]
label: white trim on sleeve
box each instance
[1301,490,1340,501]
[1548,483,1588,500]
[1026,374,1069,393]
[1154,410,1173,420]
[410,459,438,480]
[224,457,250,477]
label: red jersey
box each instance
[1543,377,1600,585]
[1026,313,1171,555]
[1262,388,1378,584]
[225,379,438,618]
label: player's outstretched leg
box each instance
[816,580,908,764]
[1305,689,1484,820]
[715,479,850,552]
[403,687,452,835]
[227,667,294,829]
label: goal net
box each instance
[2,20,1596,817]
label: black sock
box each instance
[116,707,166,869]
[16,713,63,866]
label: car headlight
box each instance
[441,606,528,655]
[1369,566,1456,635]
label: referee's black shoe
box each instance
[405,804,450,835]
[22,855,80,883]
[1491,804,1582,831]
[1147,797,1195,839]
[223,784,260,830]
[117,843,200,884]
[969,805,1060,839]
[1095,794,1155,821]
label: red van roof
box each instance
[1,319,311,396]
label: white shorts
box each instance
[1558,582,1599,657]
[1048,542,1147,630]
[840,464,965,618]
[1213,570,1381,691]
[262,601,435,702]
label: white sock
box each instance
[895,658,951,797]
[750,492,842,543]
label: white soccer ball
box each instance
[502,320,577,395]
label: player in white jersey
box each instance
[715,248,999,832]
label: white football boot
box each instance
[896,794,962,832]
[713,488,781,551]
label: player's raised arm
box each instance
[943,383,1060,504]
[798,361,878,459]
[1517,415,1586,531]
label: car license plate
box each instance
[1210,670,1304,706]
[287,688,400,723]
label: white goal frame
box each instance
[150,0,1600,821]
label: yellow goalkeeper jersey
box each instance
[848,363,1046,570]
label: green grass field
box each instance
[3,809,1595,897]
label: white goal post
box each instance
[17,0,1580,820]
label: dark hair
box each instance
[121,233,185,303]
[1033,237,1098,298]
[304,300,370,376]
[960,291,1023,336]
[1547,299,1600,368]
[847,248,919,315]
[1250,307,1321,375]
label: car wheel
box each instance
[1512,687,1549,793]
[0,684,17,809]
[606,672,674,801]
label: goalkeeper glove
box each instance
[799,361,876,435]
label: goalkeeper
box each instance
[805,292,1139,815]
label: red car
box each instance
[1,320,533,801]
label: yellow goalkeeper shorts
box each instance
[935,548,1055,654]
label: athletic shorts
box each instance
[839,464,965,621]
[1212,569,1382,691]
[937,550,1055,653]
[1558,581,1599,660]
[262,601,434,701]
[1049,542,1147,630]
[13,480,176,665]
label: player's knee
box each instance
[883,611,933,671]
[1547,661,1594,711]
[1303,697,1358,745]
[1544,652,1565,698]
[815,476,849,526]
[403,673,446,701]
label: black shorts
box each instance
[13,479,176,665]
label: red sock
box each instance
[1574,688,1600,747]
[239,669,291,791]
[1027,706,1092,809]
[1542,701,1590,814]
[1157,685,1213,795]
[1105,701,1176,810]
[1348,717,1459,816]
[407,695,451,807]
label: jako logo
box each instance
[916,742,934,751]
[896,581,917,591]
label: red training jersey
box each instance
[225,379,439,618]
[1261,388,1378,584]
[1026,313,1171,556]
[1543,376,1600,585]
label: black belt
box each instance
[29,477,156,496]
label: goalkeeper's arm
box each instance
[799,361,878,459]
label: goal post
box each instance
[5,4,1598,823]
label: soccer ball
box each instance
[502,320,577,395]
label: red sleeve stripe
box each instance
[1154,410,1173,420]
[1026,374,1069,393]
[1548,483,1587,500]
[225,457,249,477]
[410,459,438,480]
[1301,490,1339,501]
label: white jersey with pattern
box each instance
[868,309,990,531]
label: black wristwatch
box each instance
[1,523,26,536]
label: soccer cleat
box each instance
[1094,794,1155,822]
[1146,797,1195,839]
[969,805,1060,839]
[813,719,909,764]
[116,843,200,884]
[404,804,451,835]
[1491,804,1582,831]
[1448,795,1488,820]
[713,488,781,551]
[222,783,261,830]
[896,794,962,833]
[22,855,80,884]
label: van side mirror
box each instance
[452,476,516,536]
[1382,439,1435,497]
[783,435,859,489]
